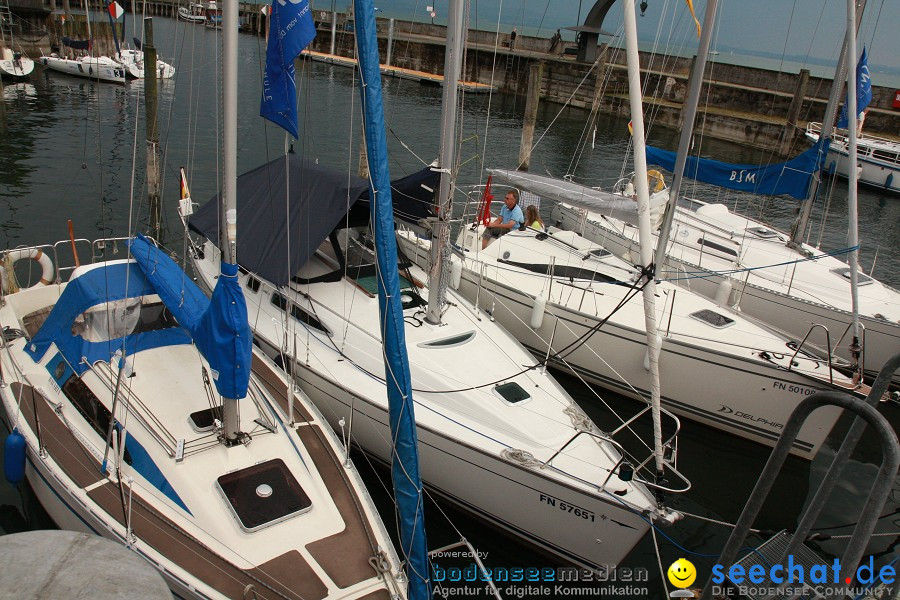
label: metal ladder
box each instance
[0,0,14,49]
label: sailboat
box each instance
[549,2,899,385]
[41,40,126,84]
[0,9,34,79]
[0,236,405,598]
[0,0,406,594]
[185,0,686,571]
[41,3,125,84]
[0,47,33,79]
[116,39,176,80]
[397,0,873,460]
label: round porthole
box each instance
[502,251,511,260]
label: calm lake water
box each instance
[0,17,897,599]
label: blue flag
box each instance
[837,47,872,130]
[260,0,316,138]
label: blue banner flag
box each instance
[260,0,316,138]
[837,47,872,130]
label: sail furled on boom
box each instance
[260,0,316,138]
[645,139,827,200]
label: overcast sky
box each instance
[327,0,898,81]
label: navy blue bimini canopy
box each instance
[188,154,439,287]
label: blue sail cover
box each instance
[26,261,192,374]
[354,0,431,597]
[646,139,827,199]
[129,235,251,399]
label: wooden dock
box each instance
[301,50,496,94]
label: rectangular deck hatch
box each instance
[493,382,531,405]
[217,459,312,532]
[189,407,220,432]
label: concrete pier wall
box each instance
[8,3,898,151]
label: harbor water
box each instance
[1,18,898,599]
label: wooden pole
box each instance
[517,60,544,171]
[779,68,810,155]
[144,17,161,241]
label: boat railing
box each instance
[85,358,180,458]
[541,408,690,495]
[784,322,863,385]
[5,236,151,288]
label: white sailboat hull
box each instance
[116,49,176,80]
[0,56,34,78]
[40,55,126,84]
[398,228,863,459]
[258,343,651,567]
[551,201,900,384]
[191,239,666,570]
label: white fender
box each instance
[0,264,6,294]
[714,277,734,307]
[450,256,462,290]
[6,248,54,289]
[530,293,547,330]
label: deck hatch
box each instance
[189,407,220,432]
[418,331,475,348]
[493,382,531,405]
[746,226,780,240]
[689,309,735,329]
[831,267,874,286]
[217,459,312,532]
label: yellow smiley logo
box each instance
[667,558,697,588]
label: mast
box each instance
[844,0,862,379]
[652,0,719,273]
[220,0,239,442]
[424,0,465,325]
[622,0,664,475]
[788,0,866,248]
[353,1,431,596]
[83,0,93,54]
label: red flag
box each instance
[108,1,124,20]
[478,176,494,226]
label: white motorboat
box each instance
[178,4,207,24]
[548,177,900,385]
[806,121,900,195]
[184,155,686,570]
[40,53,126,84]
[397,214,873,459]
[0,236,406,599]
[0,47,33,78]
